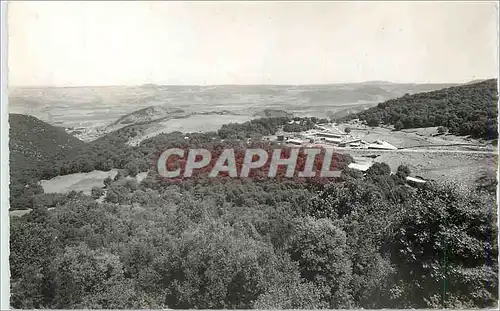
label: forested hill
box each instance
[9,113,84,158]
[341,79,498,139]
[9,114,84,180]
[7,113,323,210]
[9,114,86,209]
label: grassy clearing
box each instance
[40,170,150,196]
[40,169,119,195]
[9,209,33,217]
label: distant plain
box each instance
[9,82,457,133]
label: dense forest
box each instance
[10,155,498,309]
[341,79,498,139]
[8,80,499,309]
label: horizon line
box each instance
[7,77,498,89]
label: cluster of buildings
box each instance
[346,157,427,186]
[278,124,397,150]
[275,123,426,185]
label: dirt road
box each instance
[333,147,497,155]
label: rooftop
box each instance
[406,176,427,183]
[348,162,373,172]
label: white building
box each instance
[286,138,303,146]
[317,132,343,139]
[348,162,373,172]
[324,137,343,144]
[368,140,397,150]
[406,176,427,184]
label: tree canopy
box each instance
[341,79,498,139]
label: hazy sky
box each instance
[7,1,499,86]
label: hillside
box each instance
[112,106,185,126]
[341,79,498,139]
[9,114,84,173]
[254,109,294,118]
[9,114,86,209]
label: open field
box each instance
[151,114,253,133]
[40,170,149,195]
[11,172,149,217]
[40,169,119,195]
[334,123,493,151]
[128,114,254,146]
[9,209,33,217]
[336,124,496,186]
[341,148,497,186]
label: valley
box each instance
[8,80,497,198]
[9,81,457,141]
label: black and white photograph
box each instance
[3,1,499,309]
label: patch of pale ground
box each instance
[11,171,150,216]
[344,149,497,186]
[40,169,119,195]
[136,172,148,183]
[322,124,496,186]
[338,125,488,149]
[9,209,33,217]
[128,114,253,146]
[40,170,149,195]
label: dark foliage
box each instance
[342,79,498,139]
[10,166,498,309]
[9,112,498,309]
[9,115,327,210]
